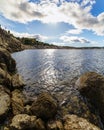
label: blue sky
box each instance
[0,0,104,47]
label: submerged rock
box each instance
[76,72,104,124]
[10,114,37,130]
[0,85,10,121]
[11,89,25,115]
[31,92,57,120]
[63,114,101,130]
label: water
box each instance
[12,49,104,128]
[12,49,104,101]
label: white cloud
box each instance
[60,36,90,43]
[67,28,82,34]
[11,31,48,42]
[0,0,104,35]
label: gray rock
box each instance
[31,92,57,120]
[63,114,100,130]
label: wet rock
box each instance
[0,85,10,121]
[76,72,104,123]
[63,114,100,130]
[10,114,37,130]
[31,92,57,120]
[0,67,11,86]
[47,120,64,130]
[11,74,25,89]
[0,48,16,73]
[11,89,24,115]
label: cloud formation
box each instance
[11,31,48,42]
[60,36,90,44]
[67,28,82,35]
[0,0,104,35]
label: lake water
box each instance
[12,49,104,102]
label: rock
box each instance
[0,67,11,86]
[24,105,31,115]
[75,72,104,123]
[47,120,64,130]
[63,114,100,130]
[0,85,10,121]
[4,127,10,130]
[0,48,16,73]
[11,89,24,115]
[35,118,46,130]
[11,74,25,89]
[31,92,57,120]
[10,114,37,130]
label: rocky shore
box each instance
[0,47,104,130]
[0,27,104,130]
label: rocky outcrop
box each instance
[0,27,24,52]
[0,48,16,73]
[63,114,100,130]
[76,72,104,124]
[31,92,57,120]
[11,89,25,115]
[0,48,25,123]
[0,85,10,121]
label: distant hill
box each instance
[0,27,25,52]
[0,27,104,52]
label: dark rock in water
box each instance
[11,74,25,89]
[76,72,104,124]
[63,114,100,130]
[0,48,16,73]
[10,114,37,130]
[11,89,25,115]
[31,92,57,120]
[0,85,10,122]
[47,120,64,130]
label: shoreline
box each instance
[0,48,104,130]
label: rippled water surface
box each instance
[12,49,104,101]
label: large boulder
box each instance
[31,92,57,120]
[0,85,10,122]
[10,114,37,130]
[63,114,100,130]
[75,72,104,123]
[11,89,25,115]
[0,48,16,73]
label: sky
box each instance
[0,0,104,47]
